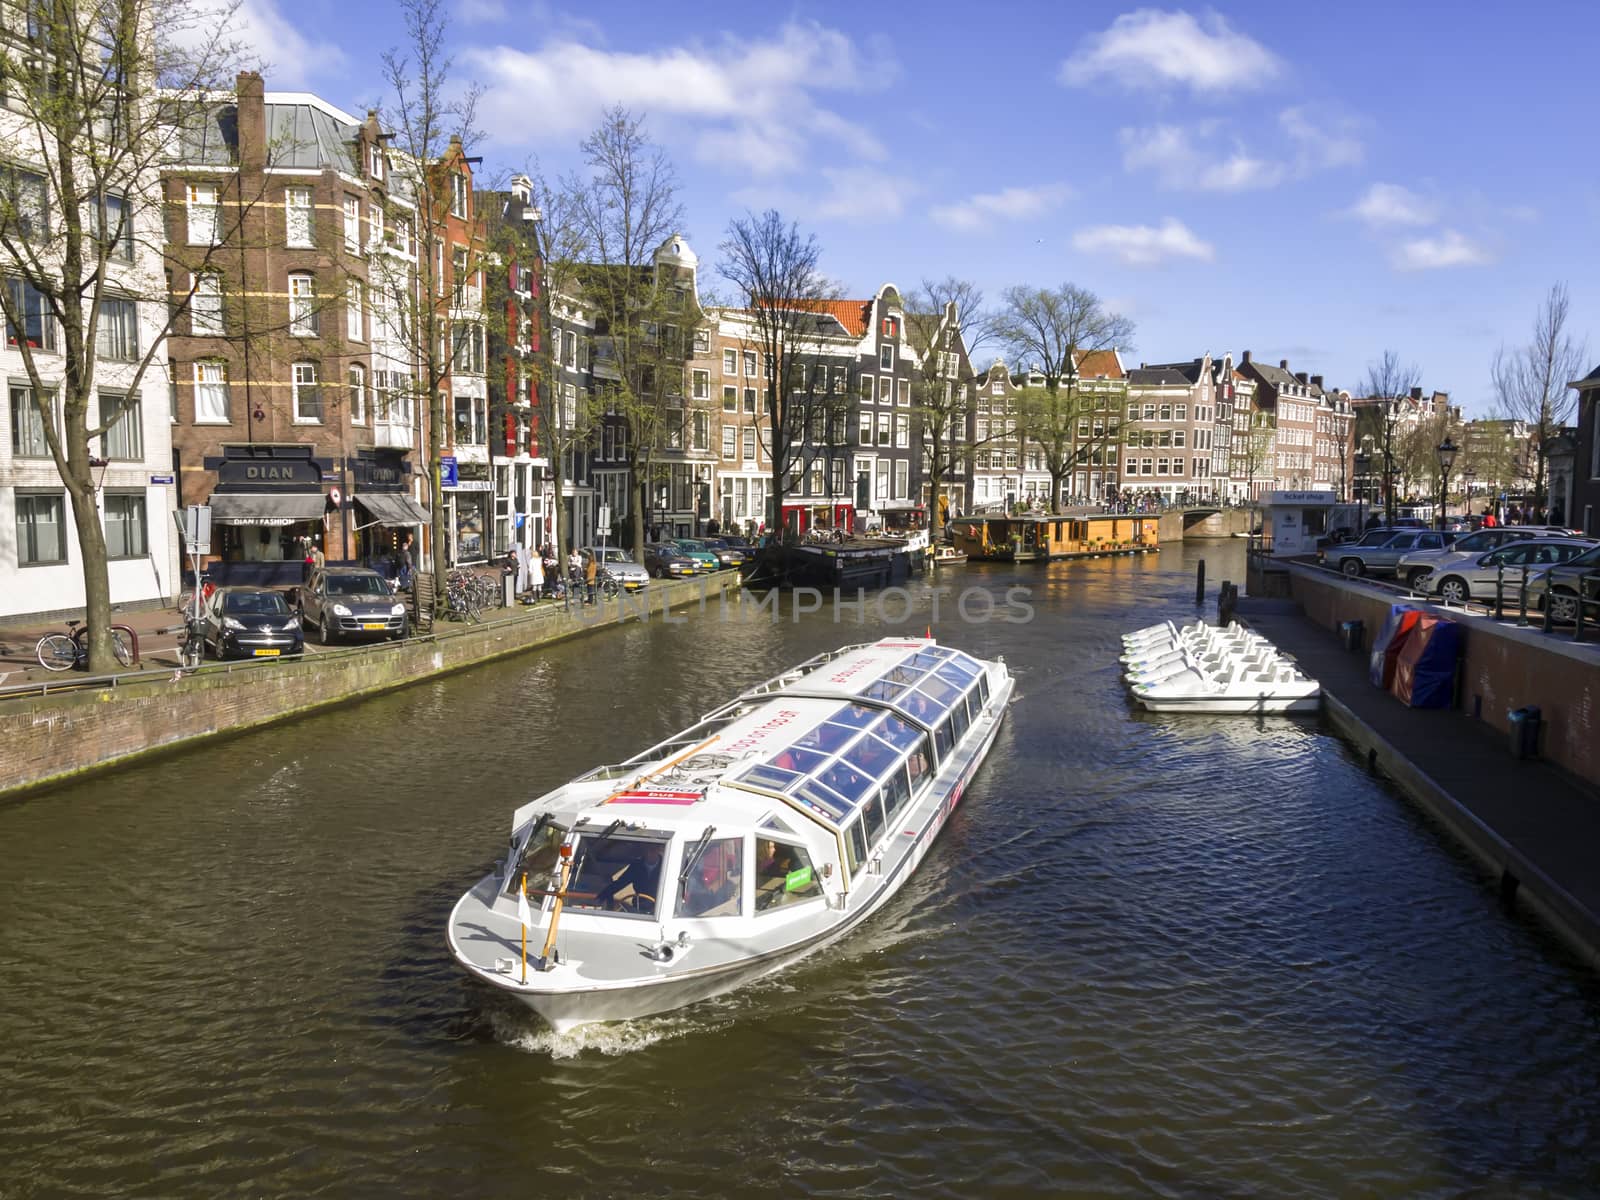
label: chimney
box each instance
[1294,371,1309,385]
[1311,375,1323,388]
[1410,386,1423,401]
[1279,359,1289,370]
[1241,350,1252,365]
[236,71,266,172]
[510,173,532,204]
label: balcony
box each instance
[373,422,413,450]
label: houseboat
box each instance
[946,513,1159,562]
[447,637,1014,1033]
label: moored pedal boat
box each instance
[1121,619,1320,714]
[447,638,1014,1033]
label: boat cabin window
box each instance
[860,791,886,845]
[503,821,565,895]
[567,837,667,918]
[756,839,824,911]
[974,674,989,707]
[844,821,866,874]
[949,695,972,743]
[761,813,799,835]
[841,732,898,781]
[933,718,954,760]
[863,680,907,703]
[817,762,872,804]
[830,703,880,729]
[907,744,931,791]
[882,766,911,819]
[678,836,744,918]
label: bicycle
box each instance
[174,614,207,668]
[36,620,136,672]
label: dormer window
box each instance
[369,143,384,181]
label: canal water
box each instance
[4,542,1600,1198]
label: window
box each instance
[288,273,317,336]
[452,323,485,374]
[879,343,894,370]
[348,363,366,423]
[96,297,139,361]
[103,492,147,558]
[343,194,360,252]
[692,368,709,400]
[1173,430,1186,448]
[692,410,709,452]
[680,836,745,918]
[755,839,823,912]
[368,143,384,181]
[895,413,909,448]
[693,328,710,354]
[292,361,321,422]
[722,425,736,460]
[859,411,872,446]
[346,281,364,342]
[10,384,52,456]
[876,412,890,446]
[894,459,909,499]
[193,361,229,422]
[743,428,756,461]
[743,387,756,414]
[5,276,54,350]
[2,166,49,241]
[100,391,142,460]
[15,492,65,565]
[743,350,756,378]
[90,193,132,261]
[722,385,737,412]
[860,375,874,405]
[451,172,468,218]
[285,186,313,246]
[186,182,218,244]
[1176,404,1188,421]
[369,204,384,248]
[723,348,736,374]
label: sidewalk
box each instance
[1239,598,1600,965]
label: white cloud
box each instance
[930,183,1072,232]
[1120,108,1361,192]
[1072,218,1215,266]
[458,0,507,23]
[462,22,893,176]
[1059,9,1282,94]
[733,168,915,225]
[1348,183,1435,227]
[1392,230,1492,271]
[233,0,345,87]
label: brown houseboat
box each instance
[946,514,1159,562]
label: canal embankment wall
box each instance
[0,574,742,800]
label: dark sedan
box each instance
[202,587,304,660]
[643,542,697,579]
[700,537,748,568]
[300,567,409,643]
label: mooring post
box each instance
[1195,558,1206,606]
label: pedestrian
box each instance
[528,544,545,600]
[1483,510,1497,528]
[584,548,598,602]
[514,542,531,596]
[397,533,415,589]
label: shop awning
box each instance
[208,492,326,526]
[356,493,432,526]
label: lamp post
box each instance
[1463,467,1476,524]
[1435,435,1458,531]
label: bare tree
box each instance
[1492,283,1588,510]
[906,278,989,537]
[376,0,483,593]
[0,0,257,669]
[717,209,839,539]
[991,283,1134,513]
[568,108,687,558]
[1359,349,1422,526]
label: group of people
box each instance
[502,543,607,603]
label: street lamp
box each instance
[1463,467,1476,523]
[1435,435,1458,531]
[1353,450,1371,532]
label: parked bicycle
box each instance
[36,619,136,672]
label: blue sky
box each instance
[245,0,1599,415]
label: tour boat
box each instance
[447,637,1014,1033]
[1121,619,1321,714]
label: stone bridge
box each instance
[1156,506,1253,541]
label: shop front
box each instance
[203,445,330,587]
[352,449,431,574]
[877,500,926,533]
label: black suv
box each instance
[299,567,409,643]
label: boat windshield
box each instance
[678,836,744,918]
[567,836,667,918]
[754,838,823,912]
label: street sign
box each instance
[175,504,212,555]
[150,474,174,484]
[441,456,459,487]
[597,504,612,529]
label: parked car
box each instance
[1324,529,1454,578]
[1525,543,1600,623]
[643,542,698,579]
[1394,526,1551,588]
[717,534,756,556]
[299,566,409,643]
[699,537,748,569]
[1415,539,1598,605]
[669,538,722,572]
[580,546,649,591]
[201,587,303,660]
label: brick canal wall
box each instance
[1287,564,1600,786]
[0,575,742,800]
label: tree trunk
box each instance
[549,454,565,558]
[66,466,117,672]
[430,386,448,588]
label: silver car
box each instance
[1417,538,1597,604]
[1395,526,1546,588]
[581,546,650,590]
[1329,529,1453,578]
